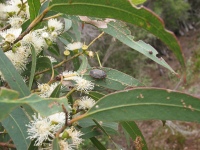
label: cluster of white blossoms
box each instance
[0,0,64,79]
[62,70,96,111]
[63,70,95,94]
[73,96,96,111]
[26,113,83,149]
[38,82,59,98]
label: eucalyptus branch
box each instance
[34,52,83,77]
[87,32,104,48]
[55,104,69,137]
[14,7,50,44]
[3,7,51,52]
[0,142,16,149]
[66,87,76,98]
[68,113,87,125]
[43,13,63,21]
[0,24,11,32]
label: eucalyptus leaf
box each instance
[102,21,177,74]
[86,88,200,123]
[0,88,69,121]
[2,108,31,150]
[52,138,61,150]
[29,46,37,90]
[121,121,148,150]
[90,137,107,150]
[131,0,146,5]
[83,67,144,90]
[0,48,30,98]
[27,0,41,22]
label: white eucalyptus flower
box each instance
[66,127,83,145]
[77,96,96,110]
[65,42,83,51]
[48,112,66,130]
[0,28,22,43]
[48,19,63,33]
[8,16,24,28]
[59,140,75,150]
[22,31,45,53]
[74,77,94,93]
[26,113,56,146]
[38,82,59,98]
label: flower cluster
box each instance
[74,96,96,110]
[26,113,83,149]
[0,1,64,78]
[63,70,95,94]
[38,82,59,98]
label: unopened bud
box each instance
[64,50,70,56]
[82,44,88,50]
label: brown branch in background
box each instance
[0,24,11,31]
[3,7,50,52]
[34,52,83,77]
[55,104,69,137]
[0,142,16,149]
[13,7,50,44]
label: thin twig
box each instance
[34,52,83,77]
[0,142,16,149]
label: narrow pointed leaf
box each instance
[0,88,69,121]
[121,121,148,150]
[90,137,107,150]
[86,88,200,123]
[102,21,176,74]
[50,84,62,98]
[0,48,30,98]
[27,0,41,22]
[131,0,146,5]
[52,138,61,150]
[2,108,31,150]
[83,67,144,90]
[28,46,37,90]
[77,55,89,74]
[50,0,185,68]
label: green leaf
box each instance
[63,18,72,31]
[36,56,53,72]
[1,107,31,150]
[0,88,69,121]
[0,88,19,119]
[88,91,105,100]
[71,16,81,41]
[27,0,41,22]
[81,126,101,139]
[77,55,89,74]
[49,0,185,69]
[48,44,60,56]
[79,118,118,129]
[29,46,37,90]
[50,83,62,98]
[102,21,176,74]
[52,138,61,150]
[39,0,50,14]
[78,118,118,134]
[0,48,30,98]
[121,121,148,150]
[86,88,200,123]
[131,0,146,5]
[83,67,144,90]
[90,137,107,150]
